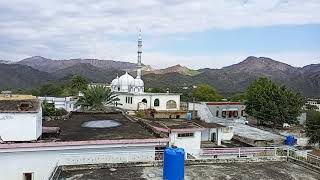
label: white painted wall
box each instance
[0,143,157,180]
[116,93,181,111]
[188,102,234,141]
[39,97,78,112]
[200,128,222,145]
[0,110,42,141]
[169,131,201,156]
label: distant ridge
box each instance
[0,56,319,97]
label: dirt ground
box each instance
[59,162,320,180]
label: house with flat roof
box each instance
[0,92,42,142]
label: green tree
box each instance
[70,75,88,95]
[192,84,222,102]
[245,77,303,126]
[305,110,320,145]
[42,100,56,116]
[38,84,63,96]
[76,85,116,110]
[230,92,247,102]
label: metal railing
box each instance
[47,147,320,179]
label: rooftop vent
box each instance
[18,102,33,111]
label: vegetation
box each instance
[76,85,116,111]
[42,100,68,116]
[29,75,89,97]
[245,77,303,126]
[305,110,320,145]
[192,84,222,102]
[229,92,247,102]
[69,75,88,95]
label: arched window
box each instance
[142,98,147,104]
[216,110,219,117]
[166,100,177,109]
[154,99,160,107]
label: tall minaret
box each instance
[136,29,142,79]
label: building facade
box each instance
[110,30,181,111]
[39,96,78,112]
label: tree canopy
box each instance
[305,110,320,145]
[76,85,116,111]
[192,84,222,102]
[245,77,303,126]
[70,75,88,95]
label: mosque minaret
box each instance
[111,30,144,93]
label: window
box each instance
[178,133,194,138]
[222,111,226,118]
[154,99,160,107]
[166,100,177,109]
[126,97,128,103]
[142,98,147,104]
[23,173,33,180]
[241,110,244,117]
[216,110,219,117]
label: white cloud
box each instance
[0,0,319,67]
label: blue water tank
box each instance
[163,147,185,180]
[285,135,295,146]
[186,113,192,121]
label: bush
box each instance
[55,108,68,116]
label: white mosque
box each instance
[110,31,181,111]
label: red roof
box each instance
[206,102,242,105]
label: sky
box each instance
[0,0,319,69]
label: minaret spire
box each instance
[136,29,142,79]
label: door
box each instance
[211,133,216,142]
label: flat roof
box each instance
[43,112,158,141]
[59,162,320,180]
[115,92,181,96]
[193,119,225,128]
[0,94,37,100]
[146,119,205,132]
[206,102,243,105]
[0,99,40,113]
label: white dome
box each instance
[134,78,144,87]
[118,72,135,86]
[111,76,119,86]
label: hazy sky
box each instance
[0,0,319,68]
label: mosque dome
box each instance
[118,72,135,86]
[111,76,119,86]
[134,78,144,87]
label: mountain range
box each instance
[0,56,319,97]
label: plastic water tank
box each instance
[285,135,295,146]
[163,147,185,180]
[186,113,192,121]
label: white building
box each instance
[188,102,243,141]
[110,31,181,111]
[0,94,42,142]
[39,96,78,112]
[305,99,320,111]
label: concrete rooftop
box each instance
[59,162,320,180]
[234,123,285,141]
[43,112,157,141]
